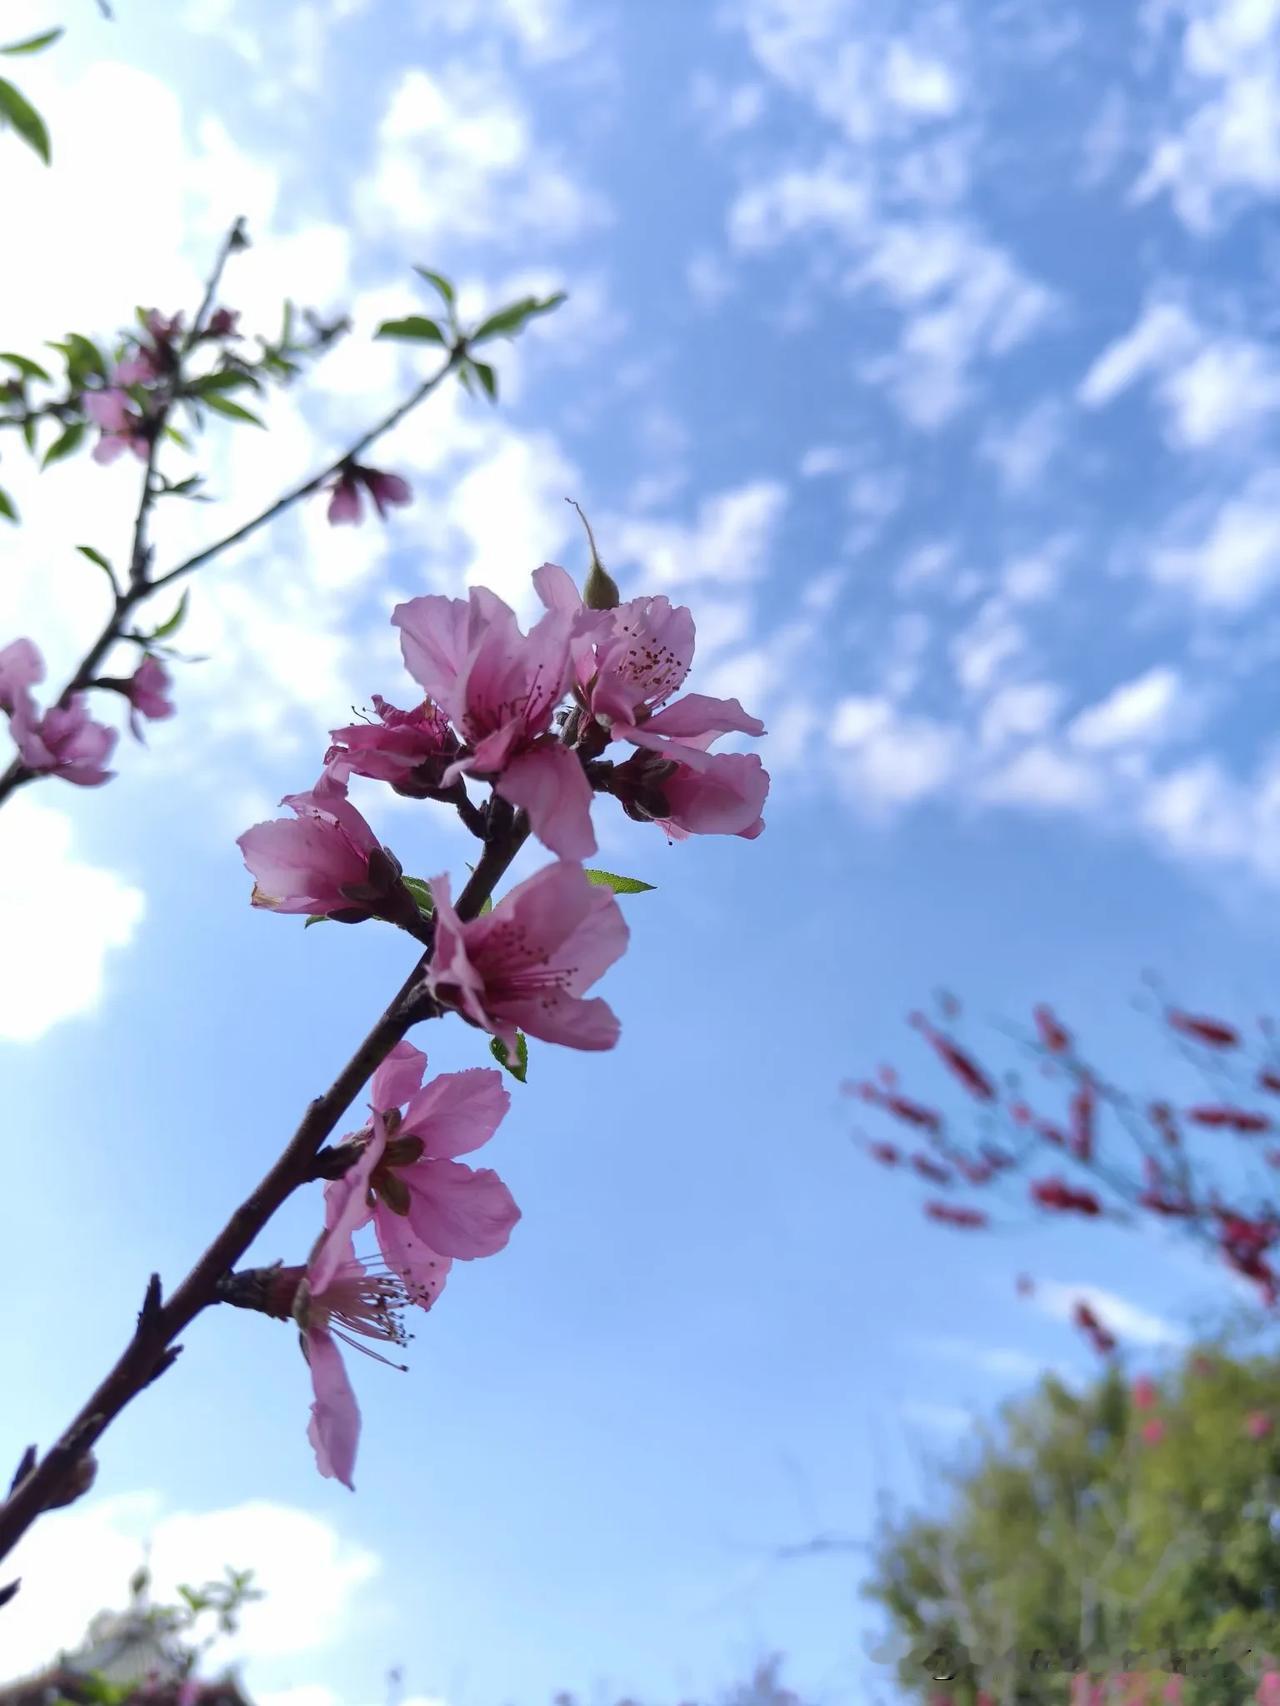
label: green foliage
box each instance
[0,485,15,522]
[42,420,85,467]
[470,292,567,343]
[1,27,66,55]
[0,74,51,163]
[0,350,51,381]
[861,1344,1280,1704]
[199,391,264,427]
[376,314,446,344]
[490,1032,529,1083]
[584,868,656,894]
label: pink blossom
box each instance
[1246,1409,1274,1440]
[1162,1677,1185,1705]
[325,1040,516,1283]
[325,695,461,797]
[394,588,595,858]
[205,307,240,338]
[299,1231,413,1491]
[608,745,768,840]
[111,350,158,387]
[84,387,149,464]
[1131,1374,1158,1411]
[1259,1672,1280,1706]
[427,860,628,1053]
[14,694,117,786]
[325,463,413,526]
[532,562,765,764]
[144,309,184,346]
[123,656,174,741]
[0,637,43,721]
[1140,1417,1166,1446]
[237,772,417,927]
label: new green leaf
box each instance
[0,77,51,163]
[584,869,656,895]
[470,292,567,344]
[0,28,65,55]
[375,315,446,344]
[76,544,115,581]
[403,876,434,916]
[0,486,15,522]
[147,590,189,642]
[412,266,455,306]
[201,392,264,427]
[490,1032,529,1083]
[0,351,50,381]
[41,421,84,468]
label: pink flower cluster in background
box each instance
[0,638,174,785]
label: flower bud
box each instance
[568,498,620,609]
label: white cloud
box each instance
[1148,470,1280,609]
[610,480,788,592]
[1067,666,1184,750]
[912,1335,1049,1383]
[978,744,1104,811]
[1078,299,1280,448]
[356,63,607,249]
[950,603,1027,695]
[1031,1282,1188,1347]
[3,1493,380,1678]
[1078,300,1199,408]
[1134,0,1280,230]
[828,695,961,809]
[979,681,1063,750]
[0,797,144,1043]
[978,398,1065,496]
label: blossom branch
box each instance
[0,800,529,1565]
[0,334,460,811]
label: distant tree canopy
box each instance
[861,1342,1280,1706]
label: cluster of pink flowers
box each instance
[85,305,240,464]
[234,561,770,1483]
[0,637,174,785]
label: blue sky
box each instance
[4,0,1280,1702]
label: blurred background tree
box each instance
[860,1337,1280,1705]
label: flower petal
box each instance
[495,740,597,860]
[400,1066,510,1158]
[306,1327,360,1490]
[404,1160,521,1257]
[371,1040,428,1112]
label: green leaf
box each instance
[165,424,192,449]
[76,544,115,580]
[0,486,15,522]
[186,367,260,397]
[402,875,434,916]
[472,360,498,402]
[279,297,295,349]
[201,392,264,427]
[413,266,455,306]
[304,914,327,928]
[0,76,50,163]
[0,351,50,381]
[164,474,210,500]
[21,416,36,453]
[375,315,446,344]
[41,420,85,468]
[584,868,656,895]
[147,589,189,641]
[0,28,65,55]
[61,332,106,379]
[470,292,567,345]
[490,1032,529,1083]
